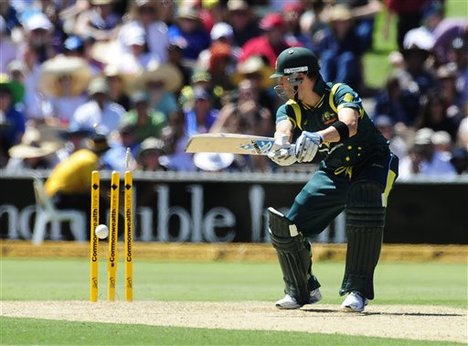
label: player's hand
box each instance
[295,131,323,163]
[267,135,297,166]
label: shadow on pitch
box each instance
[300,307,464,317]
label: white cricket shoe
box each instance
[275,288,322,309]
[341,291,369,313]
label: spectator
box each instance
[232,55,276,116]
[239,12,295,68]
[423,0,467,67]
[207,42,236,93]
[457,117,468,150]
[399,27,437,95]
[414,90,460,142]
[193,152,236,172]
[436,64,464,119]
[20,12,56,63]
[225,0,261,47]
[70,77,125,136]
[6,126,59,172]
[73,0,121,42]
[373,115,407,160]
[103,64,132,111]
[160,110,195,171]
[450,147,468,175]
[20,44,51,122]
[211,78,273,172]
[137,62,182,119]
[101,123,138,173]
[184,86,218,137]
[197,22,240,71]
[168,6,210,63]
[5,60,26,106]
[282,1,311,49]
[121,91,166,143]
[345,0,383,51]
[318,4,366,91]
[0,16,18,74]
[373,73,417,126]
[0,1,21,35]
[383,0,427,52]
[118,0,169,63]
[114,24,158,74]
[432,130,453,152]
[38,55,92,126]
[398,128,456,180]
[167,41,192,88]
[55,125,93,162]
[0,76,26,161]
[63,35,103,75]
[136,136,166,171]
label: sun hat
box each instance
[327,4,353,22]
[193,152,235,171]
[8,127,61,159]
[138,137,166,158]
[136,62,183,92]
[87,77,109,95]
[210,22,234,41]
[233,56,274,89]
[38,55,92,97]
[23,13,53,32]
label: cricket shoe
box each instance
[275,288,322,309]
[341,291,369,313]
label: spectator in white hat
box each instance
[70,77,125,136]
[118,0,169,63]
[399,127,456,180]
[115,25,158,74]
[197,22,240,71]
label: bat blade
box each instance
[185,133,275,155]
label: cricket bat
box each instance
[185,133,276,155]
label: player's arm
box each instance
[273,119,294,142]
[318,107,359,143]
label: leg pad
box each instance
[268,208,311,305]
[340,182,385,300]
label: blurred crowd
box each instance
[0,0,467,179]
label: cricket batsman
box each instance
[267,47,399,312]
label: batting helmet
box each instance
[270,47,320,78]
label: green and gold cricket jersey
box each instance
[276,81,389,177]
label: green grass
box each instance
[1,259,467,306]
[1,259,466,345]
[1,317,462,346]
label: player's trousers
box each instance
[286,149,399,297]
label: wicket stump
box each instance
[89,169,133,302]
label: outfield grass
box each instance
[1,259,466,345]
[1,317,461,346]
[2,259,467,306]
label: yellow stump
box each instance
[124,171,133,302]
[108,171,120,301]
[90,171,100,302]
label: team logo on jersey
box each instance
[344,93,354,102]
[321,111,338,125]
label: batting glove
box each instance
[295,131,323,163]
[267,135,297,166]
